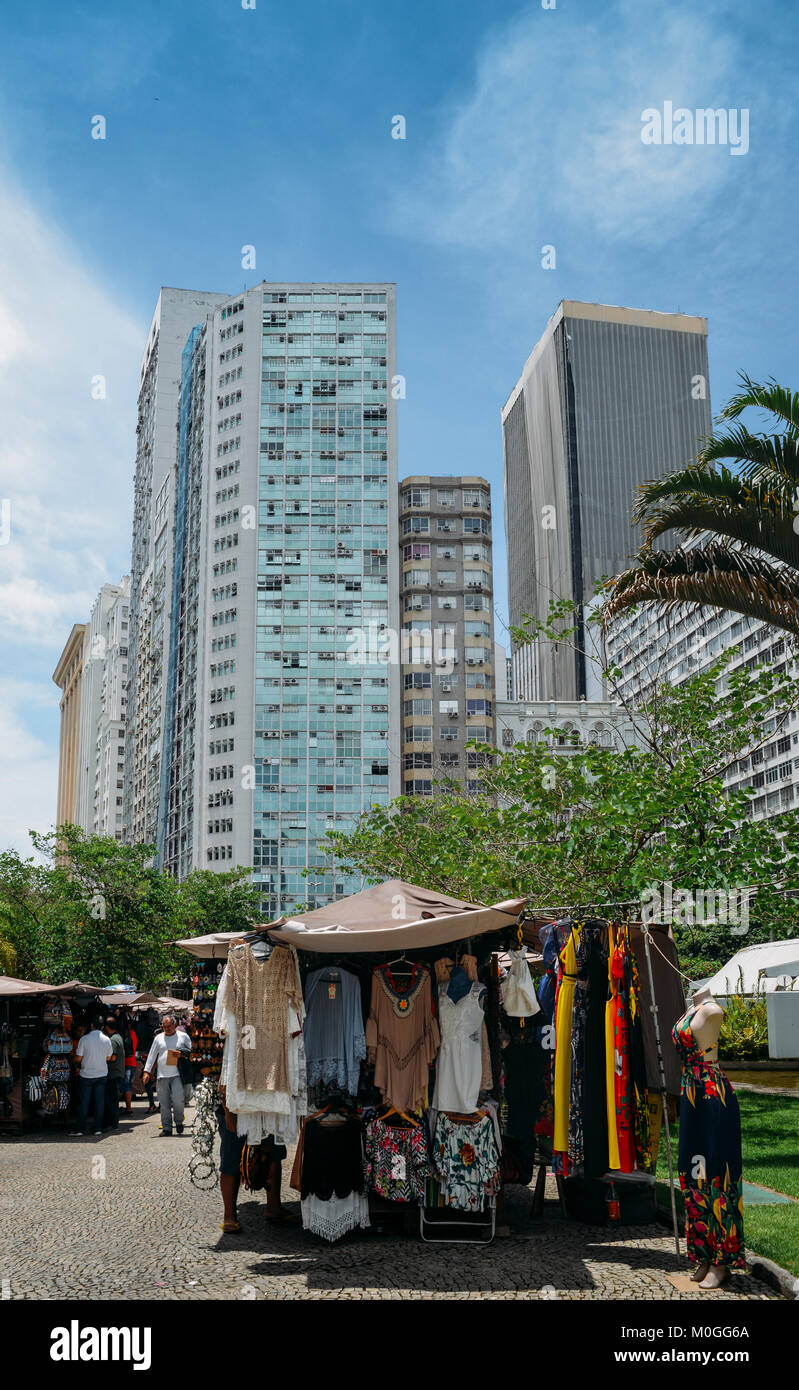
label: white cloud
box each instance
[0,679,59,858]
[0,174,143,846]
[0,174,142,639]
[389,2,758,253]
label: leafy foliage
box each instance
[0,826,260,989]
[603,375,799,636]
[324,652,799,971]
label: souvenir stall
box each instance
[0,977,103,1134]
[177,881,687,1248]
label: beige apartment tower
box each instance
[398,476,496,794]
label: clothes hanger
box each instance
[379,1103,419,1127]
[382,953,417,978]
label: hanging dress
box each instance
[609,927,636,1172]
[365,965,439,1112]
[303,967,366,1097]
[553,925,578,1170]
[672,1006,745,1270]
[604,925,621,1169]
[432,981,487,1113]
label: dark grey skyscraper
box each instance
[502,301,711,700]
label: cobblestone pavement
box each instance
[0,1104,779,1301]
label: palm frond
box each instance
[632,465,756,523]
[602,544,799,639]
[637,496,799,569]
[719,374,799,437]
[698,427,799,484]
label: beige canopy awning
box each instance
[0,976,103,999]
[269,880,525,954]
[174,880,526,959]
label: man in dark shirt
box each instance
[103,1018,125,1131]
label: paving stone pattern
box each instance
[0,1104,778,1301]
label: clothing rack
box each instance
[519,906,683,1261]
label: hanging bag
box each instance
[501,949,541,1018]
[46,1029,73,1056]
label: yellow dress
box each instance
[553,927,578,1157]
[605,924,621,1169]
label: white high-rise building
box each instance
[124,289,231,849]
[604,597,799,821]
[124,282,400,918]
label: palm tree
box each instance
[602,376,799,638]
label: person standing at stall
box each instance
[103,1017,125,1131]
[71,1020,114,1137]
[142,1014,191,1136]
[119,1015,138,1115]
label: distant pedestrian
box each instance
[118,1015,138,1114]
[71,1022,113,1136]
[142,1014,191,1137]
[103,1018,125,1130]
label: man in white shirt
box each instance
[142,1014,191,1137]
[72,1021,114,1136]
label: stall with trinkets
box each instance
[0,976,103,1134]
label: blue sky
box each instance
[0,0,797,853]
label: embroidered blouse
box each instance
[365,965,440,1113]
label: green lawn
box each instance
[655,1090,799,1279]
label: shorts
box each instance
[123,1066,136,1090]
[215,1105,286,1175]
[216,1104,246,1177]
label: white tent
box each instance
[696,937,799,997]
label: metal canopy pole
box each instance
[641,923,682,1263]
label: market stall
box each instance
[177,881,686,1246]
[0,977,104,1134]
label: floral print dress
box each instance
[672,1006,745,1270]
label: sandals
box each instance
[220,1218,242,1233]
[264,1208,300,1226]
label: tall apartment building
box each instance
[604,578,799,823]
[502,301,711,702]
[76,578,131,838]
[124,288,231,850]
[53,623,88,828]
[125,282,399,919]
[398,476,495,794]
[53,578,130,838]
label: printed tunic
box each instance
[364,1117,430,1202]
[432,1112,501,1212]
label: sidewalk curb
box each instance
[655,1202,799,1300]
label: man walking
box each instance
[103,1017,125,1131]
[71,1018,113,1136]
[142,1014,191,1137]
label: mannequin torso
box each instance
[684,987,723,1062]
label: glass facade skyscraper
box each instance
[127,282,400,919]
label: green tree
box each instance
[175,867,261,938]
[603,376,799,636]
[324,653,799,975]
[0,827,180,989]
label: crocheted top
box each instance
[227,943,303,1095]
